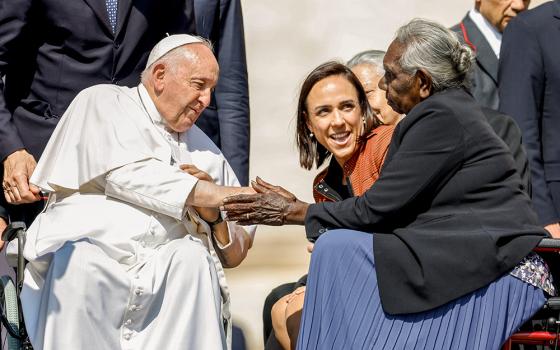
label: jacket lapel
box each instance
[82,0,114,36]
[115,0,133,38]
[462,15,498,84]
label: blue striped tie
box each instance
[106,0,118,33]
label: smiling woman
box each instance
[261,62,395,349]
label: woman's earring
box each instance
[309,132,314,138]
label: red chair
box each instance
[502,238,560,350]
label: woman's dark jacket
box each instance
[305,88,547,315]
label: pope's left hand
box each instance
[180,164,213,182]
[180,164,220,223]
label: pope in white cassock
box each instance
[16,34,256,350]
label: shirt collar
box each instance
[137,83,172,133]
[468,8,502,58]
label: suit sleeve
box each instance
[305,108,465,240]
[0,0,34,161]
[498,17,558,226]
[214,0,250,185]
[501,116,531,197]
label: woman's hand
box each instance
[545,223,560,239]
[221,177,309,226]
[180,164,220,222]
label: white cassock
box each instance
[17,84,255,350]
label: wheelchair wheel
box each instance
[0,276,21,350]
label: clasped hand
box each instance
[222,177,301,226]
[180,164,220,223]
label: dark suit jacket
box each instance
[482,107,531,194]
[451,14,499,109]
[305,88,546,315]
[0,0,195,162]
[194,0,250,185]
[0,0,195,225]
[499,0,560,227]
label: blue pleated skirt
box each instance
[297,229,546,350]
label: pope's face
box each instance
[351,63,402,125]
[477,0,530,33]
[156,44,218,133]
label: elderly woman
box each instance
[225,19,554,350]
[347,50,403,125]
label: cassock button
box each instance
[123,334,131,341]
[135,288,143,296]
[125,319,132,326]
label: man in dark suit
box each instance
[499,0,560,238]
[0,0,196,224]
[451,0,530,109]
[194,0,250,185]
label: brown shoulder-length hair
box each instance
[296,61,382,170]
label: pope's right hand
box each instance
[2,149,41,204]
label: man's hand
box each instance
[222,177,309,226]
[545,223,560,239]
[180,164,220,222]
[3,150,41,204]
[0,217,6,251]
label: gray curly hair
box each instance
[395,18,474,92]
[347,50,386,76]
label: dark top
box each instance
[451,14,499,110]
[305,88,546,315]
[194,0,250,185]
[499,0,560,226]
[481,107,531,195]
[0,0,196,162]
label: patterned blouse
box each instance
[510,252,556,296]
